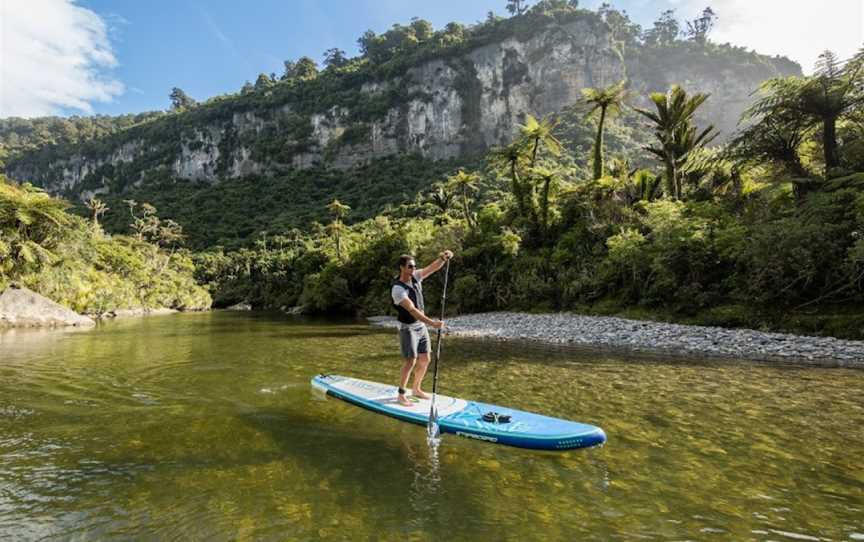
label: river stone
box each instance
[0,286,95,328]
[226,302,252,311]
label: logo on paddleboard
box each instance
[344,380,395,396]
[455,431,498,443]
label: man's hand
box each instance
[430,319,445,329]
[419,250,454,280]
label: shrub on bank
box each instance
[0,176,211,315]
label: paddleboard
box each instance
[311,374,606,451]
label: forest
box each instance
[191,46,864,338]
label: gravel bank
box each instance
[368,312,864,368]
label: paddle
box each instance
[427,256,451,441]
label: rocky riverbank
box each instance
[368,312,864,368]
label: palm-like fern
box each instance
[446,169,481,228]
[85,197,110,231]
[428,185,454,212]
[582,80,628,180]
[635,85,717,200]
[0,177,69,276]
[428,186,454,225]
[491,143,530,219]
[529,165,559,235]
[519,114,562,167]
[743,50,863,173]
[326,199,351,261]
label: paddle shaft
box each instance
[430,258,450,398]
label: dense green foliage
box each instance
[730,50,864,180]
[57,93,643,250]
[4,2,860,339]
[94,155,470,249]
[0,176,210,314]
[193,49,864,337]
[0,112,164,168]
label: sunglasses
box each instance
[406,264,416,268]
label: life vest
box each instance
[392,276,424,324]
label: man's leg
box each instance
[412,352,431,399]
[412,325,432,399]
[397,326,417,406]
[398,357,415,407]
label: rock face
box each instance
[7,19,799,198]
[0,286,95,328]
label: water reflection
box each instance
[0,312,861,541]
[0,325,92,357]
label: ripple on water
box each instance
[1,313,863,541]
[0,403,34,419]
[766,529,822,541]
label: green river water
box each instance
[1,312,862,541]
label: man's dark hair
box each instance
[397,254,415,269]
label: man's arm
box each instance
[398,298,443,328]
[418,250,453,280]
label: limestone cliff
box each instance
[5,17,799,199]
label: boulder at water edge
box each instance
[0,286,95,328]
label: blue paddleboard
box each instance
[311,374,606,451]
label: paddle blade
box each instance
[427,404,440,441]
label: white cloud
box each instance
[676,0,863,73]
[0,0,124,118]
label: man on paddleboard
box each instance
[391,250,453,407]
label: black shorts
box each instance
[398,323,430,359]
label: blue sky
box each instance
[2,1,861,118]
[82,0,596,115]
[81,0,517,115]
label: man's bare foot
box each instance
[397,394,413,407]
[413,389,431,400]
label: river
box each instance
[1,312,862,541]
